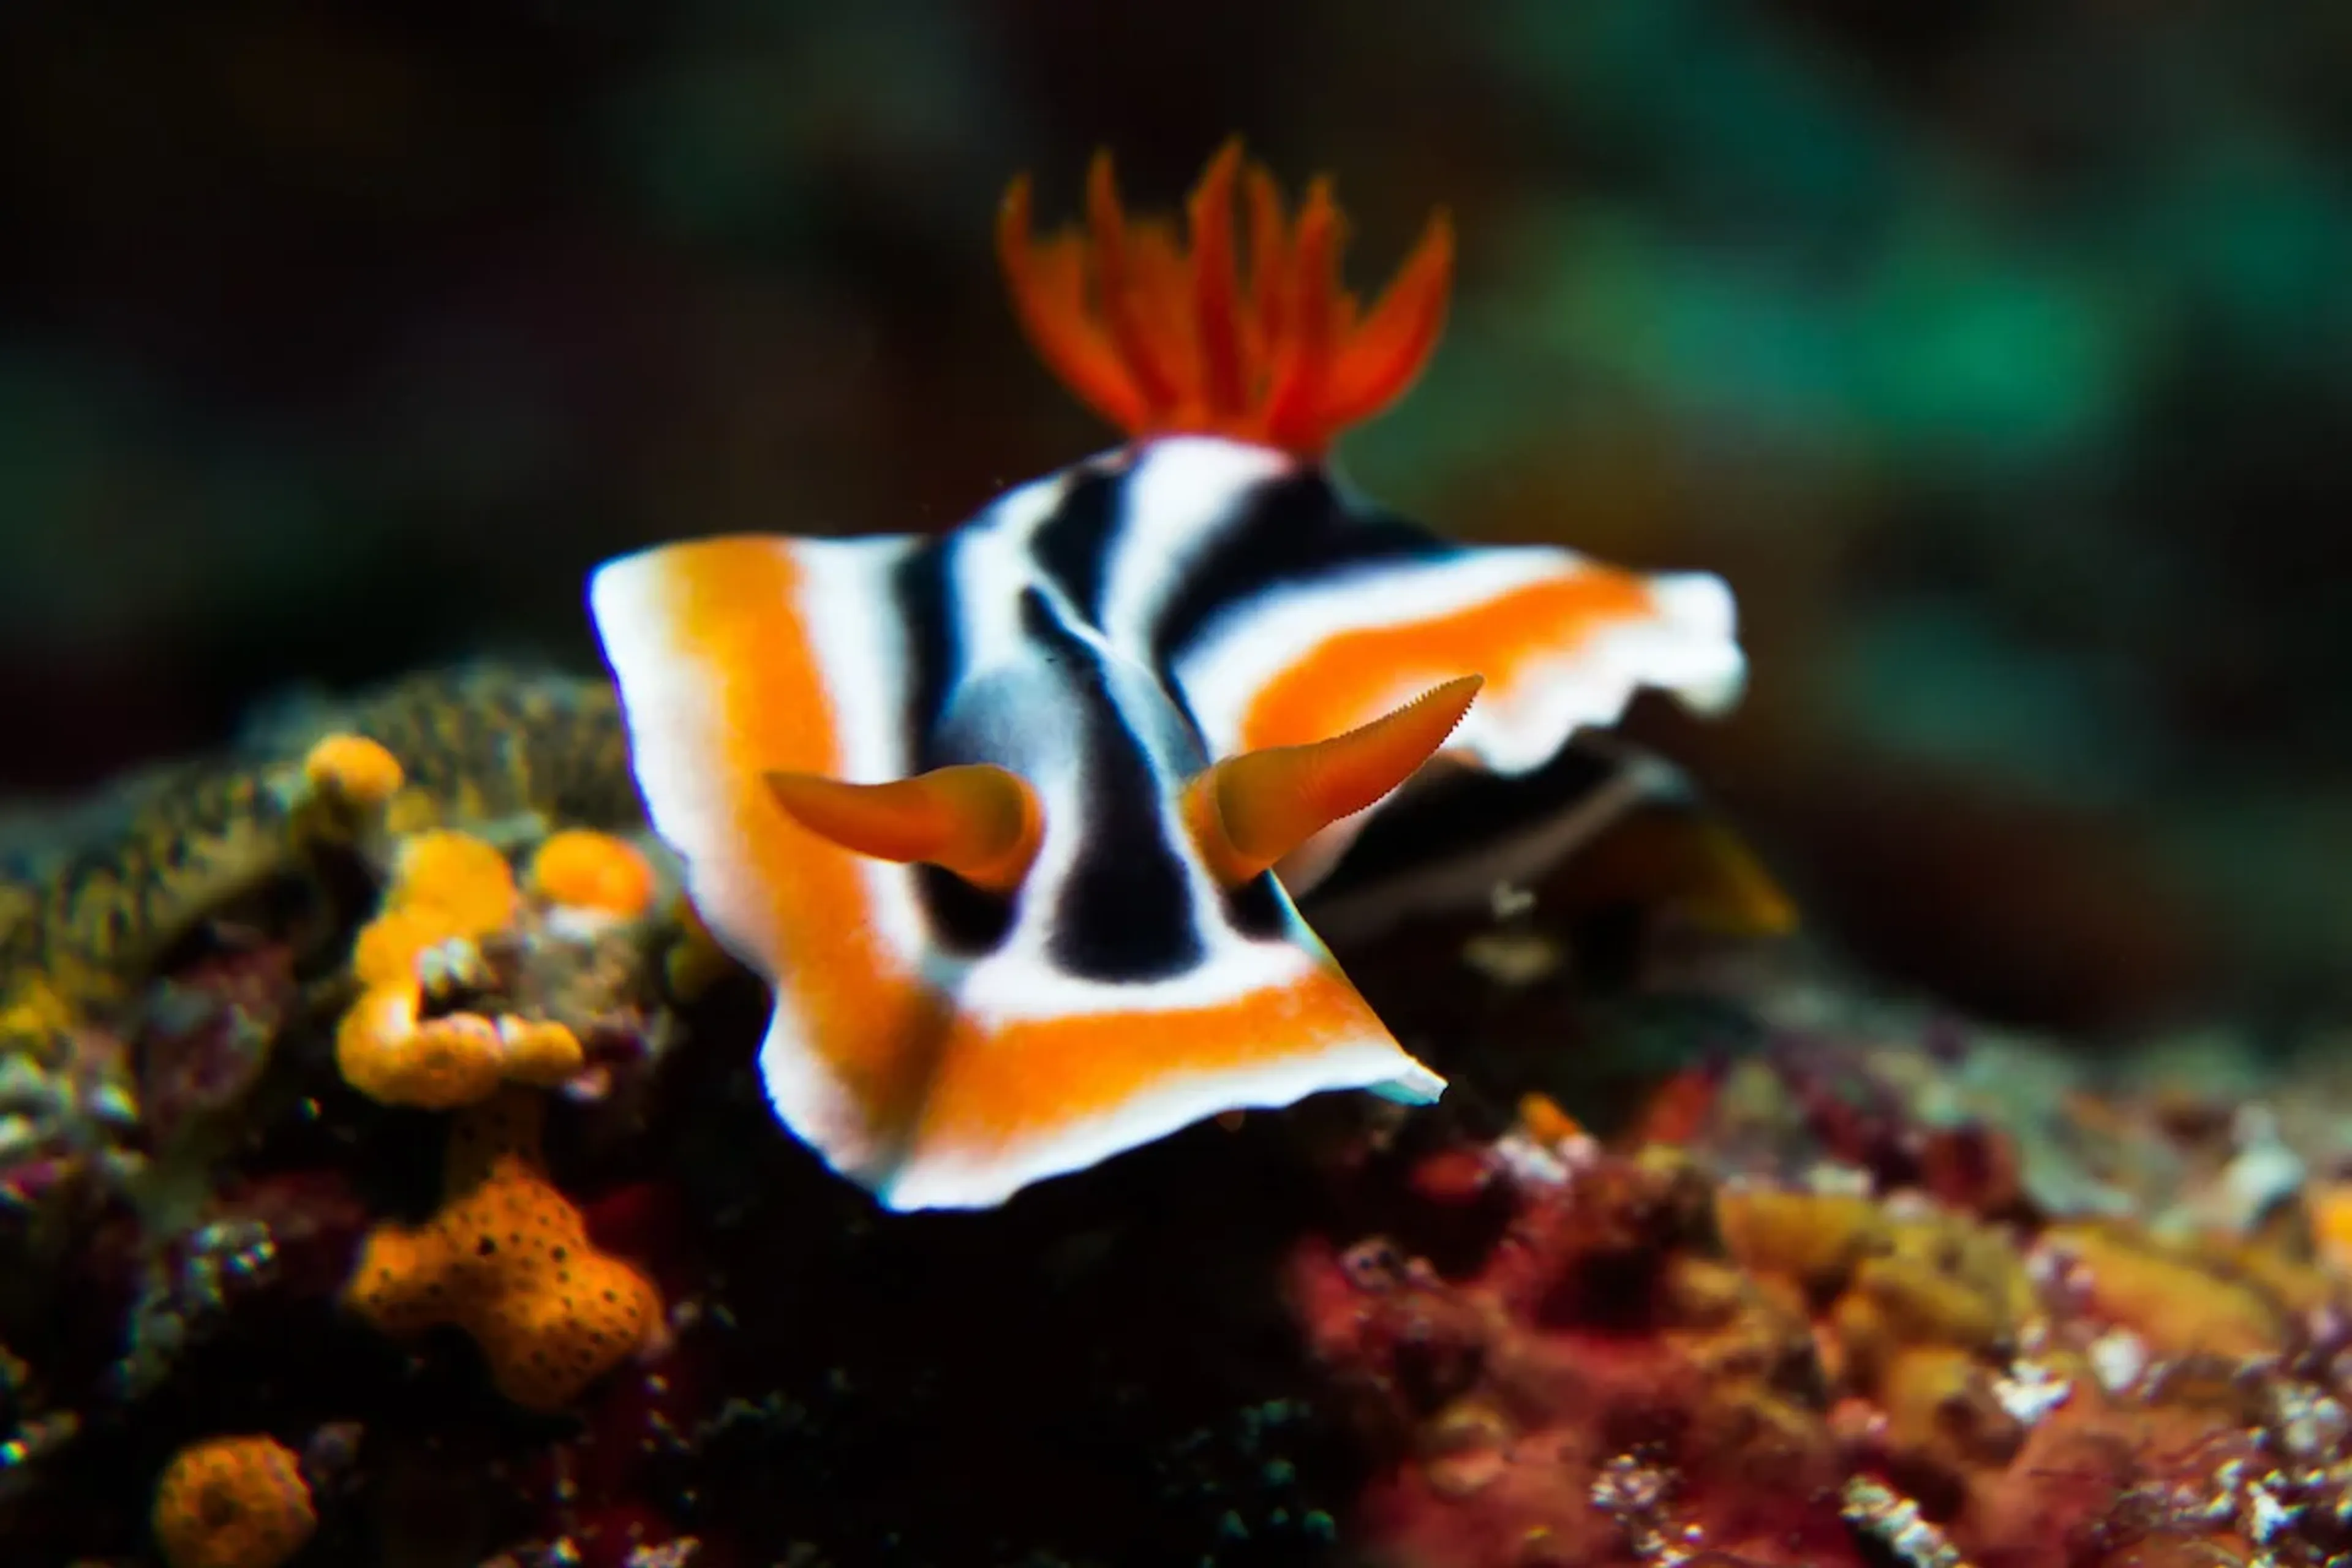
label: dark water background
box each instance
[5,0,2351,1033]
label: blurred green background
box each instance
[4,0,2351,1035]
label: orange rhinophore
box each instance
[766,763,1044,895]
[1184,675,1483,887]
[998,138,1455,458]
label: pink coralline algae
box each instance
[10,666,2352,1567]
[1286,1145,1863,1568]
[1281,1105,2352,1568]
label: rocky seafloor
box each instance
[6,664,2352,1568]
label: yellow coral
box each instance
[343,1091,660,1411]
[1721,1187,2036,1483]
[527,829,656,921]
[0,976,75,1059]
[1716,1187,1887,1300]
[151,1433,315,1568]
[2046,1220,2290,1361]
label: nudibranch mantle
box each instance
[588,146,1747,1211]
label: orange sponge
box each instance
[391,829,520,936]
[300,734,405,808]
[151,1433,315,1568]
[335,829,584,1108]
[527,829,656,921]
[344,1090,660,1411]
[290,733,409,849]
[336,998,583,1110]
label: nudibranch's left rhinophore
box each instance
[588,140,1746,1210]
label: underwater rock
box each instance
[4,665,2352,1566]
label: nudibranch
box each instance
[587,141,1745,1210]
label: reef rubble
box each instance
[6,665,2352,1567]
